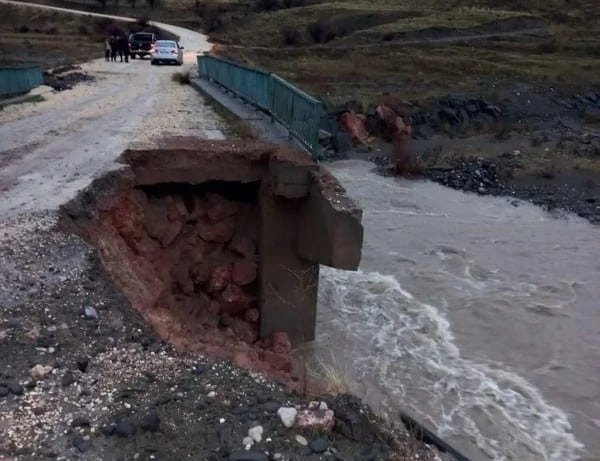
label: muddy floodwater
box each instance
[314,160,600,461]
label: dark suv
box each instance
[129,32,156,59]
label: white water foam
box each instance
[316,267,585,461]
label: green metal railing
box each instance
[0,65,44,98]
[198,55,322,160]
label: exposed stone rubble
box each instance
[61,139,363,384]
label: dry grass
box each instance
[306,352,349,396]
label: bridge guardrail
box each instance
[0,65,44,98]
[198,54,322,160]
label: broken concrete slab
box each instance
[61,138,363,359]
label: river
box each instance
[314,160,600,461]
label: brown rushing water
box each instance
[314,160,600,461]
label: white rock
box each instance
[242,436,254,448]
[248,425,263,443]
[84,306,98,320]
[29,364,53,380]
[318,401,328,411]
[272,454,282,460]
[277,407,297,428]
[207,391,216,398]
[308,401,320,410]
[295,434,308,446]
[219,418,226,424]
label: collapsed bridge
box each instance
[61,138,363,381]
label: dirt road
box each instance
[0,0,223,219]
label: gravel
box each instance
[0,212,440,460]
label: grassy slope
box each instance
[205,0,600,104]
[8,0,600,101]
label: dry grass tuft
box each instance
[306,352,349,396]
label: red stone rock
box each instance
[207,266,232,293]
[167,196,188,221]
[159,219,184,247]
[219,283,253,315]
[191,260,212,284]
[229,235,256,258]
[262,350,292,373]
[271,331,292,355]
[172,263,194,294]
[144,197,171,239]
[294,409,335,432]
[130,233,159,258]
[206,193,240,222]
[208,301,221,315]
[110,194,144,247]
[232,318,258,344]
[244,308,260,323]
[197,217,236,243]
[233,349,259,369]
[232,260,258,286]
[143,196,185,247]
[189,196,207,220]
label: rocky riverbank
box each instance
[0,212,442,460]
[325,83,600,224]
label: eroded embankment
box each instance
[59,138,363,388]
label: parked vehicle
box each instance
[129,32,156,59]
[150,40,184,66]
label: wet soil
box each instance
[0,212,438,461]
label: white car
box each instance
[150,40,184,66]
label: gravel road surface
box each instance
[0,0,224,219]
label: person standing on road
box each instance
[110,35,118,62]
[118,34,129,63]
[104,37,111,62]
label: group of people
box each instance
[104,35,130,63]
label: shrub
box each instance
[308,17,351,43]
[281,26,302,45]
[17,25,30,33]
[255,0,278,12]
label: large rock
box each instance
[197,217,236,243]
[228,235,256,258]
[206,193,240,221]
[295,409,335,432]
[339,111,369,147]
[207,266,232,293]
[276,407,297,428]
[232,318,258,344]
[219,284,253,315]
[262,350,292,373]
[232,261,257,286]
[30,364,53,381]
